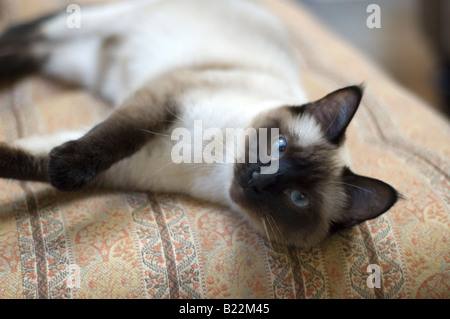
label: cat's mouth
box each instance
[234,163,278,196]
[235,164,258,191]
[230,164,257,205]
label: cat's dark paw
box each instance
[48,141,99,192]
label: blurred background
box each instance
[296,0,450,118]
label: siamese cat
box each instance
[0,0,399,248]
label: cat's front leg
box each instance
[47,86,179,192]
[0,130,85,183]
[47,118,149,191]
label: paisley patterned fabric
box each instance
[0,0,449,299]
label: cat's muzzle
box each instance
[238,163,278,194]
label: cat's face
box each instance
[229,86,399,248]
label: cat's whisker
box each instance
[165,105,188,126]
[161,119,185,126]
[266,215,279,245]
[325,181,373,193]
[184,164,217,172]
[268,214,282,241]
[139,128,172,138]
[313,190,334,207]
[261,216,274,251]
[191,155,235,168]
[147,161,176,179]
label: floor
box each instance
[296,0,444,114]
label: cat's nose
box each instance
[249,170,276,193]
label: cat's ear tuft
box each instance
[307,85,363,145]
[331,168,400,231]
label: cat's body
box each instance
[13,0,305,204]
[0,0,399,248]
[41,0,305,105]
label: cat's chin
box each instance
[228,178,329,249]
[230,202,328,249]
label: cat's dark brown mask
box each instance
[229,86,399,248]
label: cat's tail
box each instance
[0,143,50,183]
[0,1,140,85]
[0,12,56,80]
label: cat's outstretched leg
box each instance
[0,70,183,191]
[0,143,50,183]
[0,78,179,191]
[0,131,86,183]
[47,81,179,191]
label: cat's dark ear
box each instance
[306,86,363,145]
[331,168,399,231]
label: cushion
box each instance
[0,0,449,299]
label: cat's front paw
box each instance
[48,141,98,192]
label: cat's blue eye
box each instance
[272,136,287,158]
[290,190,309,208]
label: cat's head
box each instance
[229,86,399,248]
